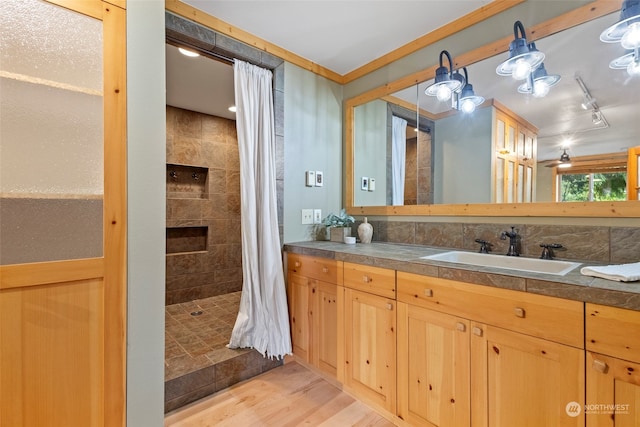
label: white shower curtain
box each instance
[392,116,407,206]
[228,60,291,359]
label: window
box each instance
[559,171,627,201]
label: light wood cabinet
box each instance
[586,303,640,426]
[471,323,584,427]
[286,254,342,378]
[311,280,339,377]
[397,302,470,426]
[397,271,584,426]
[344,287,397,414]
[494,107,537,204]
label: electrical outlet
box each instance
[313,209,322,224]
[301,209,313,224]
[369,178,376,191]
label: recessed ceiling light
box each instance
[178,47,199,58]
[228,106,237,113]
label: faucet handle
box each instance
[475,239,490,254]
[540,243,563,260]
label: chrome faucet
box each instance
[500,226,519,256]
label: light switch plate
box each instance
[313,209,322,224]
[369,178,376,191]
[301,209,313,224]
[305,171,316,187]
[361,177,369,191]
[315,171,323,187]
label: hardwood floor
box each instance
[164,360,395,427]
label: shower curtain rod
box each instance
[166,37,235,65]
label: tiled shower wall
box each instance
[359,220,640,265]
[166,105,242,305]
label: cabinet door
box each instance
[311,280,339,377]
[287,273,310,361]
[344,288,396,413]
[587,352,640,427]
[397,303,470,427]
[474,325,584,426]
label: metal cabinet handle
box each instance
[592,359,609,374]
[424,289,433,297]
[294,261,301,268]
[514,307,526,318]
[456,322,466,332]
[386,303,393,310]
[472,326,483,337]
[322,267,329,273]
[363,275,372,283]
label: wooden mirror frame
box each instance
[345,0,638,218]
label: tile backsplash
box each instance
[359,219,640,264]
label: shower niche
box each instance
[166,226,207,254]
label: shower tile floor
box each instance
[165,291,250,381]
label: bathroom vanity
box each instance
[284,242,640,427]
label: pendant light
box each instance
[425,50,463,102]
[558,149,572,169]
[601,0,640,76]
[496,21,545,80]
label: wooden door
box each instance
[287,273,311,361]
[397,302,470,427]
[587,352,640,426]
[344,288,396,414]
[628,146,640,200]
[0,1,126,426]
[311,280,338,377]
[474,325,584,427]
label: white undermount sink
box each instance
[421,251,581,276]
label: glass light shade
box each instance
[600,0,640,43]
[558,162,572,169]
[425,65,463,99]
[178,47,200,57]
[496,38,545,79]
[458,83,484,113]
[628,58,640,75]
[517,63,560,97]
[621,22,640,48]
[609,51,640,76]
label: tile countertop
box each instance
[283,241,640,311]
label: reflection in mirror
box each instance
[351,11,639,208]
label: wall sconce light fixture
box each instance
[425,50,463,102]
[425,51,484,113]
[496,21,545,80]
[457,68,485,113]
[601,0,640,76]
[517,62,561,98]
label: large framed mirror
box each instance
[345,1,639,217]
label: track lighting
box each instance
[601,0,640,76]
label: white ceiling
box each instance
[180,0,491,75]
[166,2,638,161]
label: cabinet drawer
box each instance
[397,272,583,348]
[586,303,640,363]
[287,253,343,285]
[343,262,395,299]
